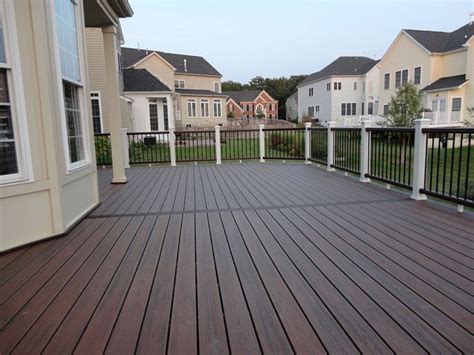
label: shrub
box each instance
[269,132,303,156]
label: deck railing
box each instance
[263,127,305,160]
[94,121,474,210]
[127,131,170,164]
[94,133,112,166]
[331,128,361,174]
[421,128,473,207]
[366,127,415,189]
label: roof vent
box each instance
[470,11,474,24]
[146,48,149,55]
[184,59,188,72]
[137,43,140,51]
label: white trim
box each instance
[226,97,242,111]
[174,79,185,89]
[383,72,390,90]
[213,81,221,93]
[90,91,103,133]
[49,0,91,173]
[130,51,176,71]
[213,99,222,118]
[0,0,33,185]
[451,96,462,112]
[379,31,431,67]
[200,98,210,117]
[254,89,277,103]
[187,98,197,118]
[413,65,422,85]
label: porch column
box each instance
[166,95,175,130]
[326,121,336,171]
[411,118,430,200]
[103,26,126,183]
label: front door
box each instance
[431,98,446,124]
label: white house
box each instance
[297,56,380,126]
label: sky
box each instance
[121,0,474,83]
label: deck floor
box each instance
[1,163,473,354]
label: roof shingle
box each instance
[222,90,263,103]
[123,68,171,92]
[421,74,467,92]
[121,47,222,76]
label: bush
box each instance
[458,181,474,201]
[269,132,303,156]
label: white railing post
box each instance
[121,128,130,168]
[304,122,312,164]
[326,121,336,171]
[259,124,265,163]
[169,128,177,167]
[411,118,430,200]
[215,125,222,165]
[359,121,371,182]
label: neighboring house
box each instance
[286,91,298,121]
[121,47,227,130]
[224,90,279,120]
[297,56,380,126]
[378,22,474,125]
[0,0,133,251]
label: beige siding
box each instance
[135,54,175,89]
[177,96,227,128]
[439,51,467,78]
[174,73,221,91]
[120,98,134,130]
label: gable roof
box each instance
[123,68,171,92]
[298,56,378,87]
[121,47,222,76]
[421,74,467,92]
[404,22,474,53]
[223,90,262,103]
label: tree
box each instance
[387,83,423,127]
[221,80,246,91]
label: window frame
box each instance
[148,99,159,131]
[174,79,185,89]
[0,0,32,185]
[309,87,313,96]
[308,106,314,118]
[341,103,346,116]
[213,99,222,117]
[395,71,401,88]
[50,0,91,172]
[213,82,220,93]
[383,104,389,116]
[200,98,209,117]
[451,97,462,112]
[368,102,374,115]
[401,69,409,86]
[414,66,422,85]
[187,98,197,118]
[384,73,390,90]
[353,82,357,91]
[90,91,103,134]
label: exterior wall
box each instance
[425,86,466,124]
[286,96,298,121]
[177,95,227,128]
[378,32,433,114]
[134,54,175,89]
[363,66,381,118]
[298,79,332,124]
[120,98,134,130]
[174,73,221,92]
[330,76,365,125]
[465,38,474,124]
[1,0,99,251]
[439,50,467,78]
[125,93,170,132]
[226,100,243,119]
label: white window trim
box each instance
[90,91,103,134]
[213,81,220,93]
[383,72,390,90]
[413,65,422,85]
[401,68,409,86]
[187,99,196,118]
[49,0,91,173]
[451,96,462,112]
[0,0,33,185]
[213,99,222,117]
[174,79,185,89]
[200,98,209,117]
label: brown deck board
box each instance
[1,163,472,354]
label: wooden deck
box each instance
[1,163,473,354]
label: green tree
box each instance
[387,83,423,127]
[221,80,247,91]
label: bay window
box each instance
[54,0,88,168]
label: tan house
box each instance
[121,48,227,130]
[224,90,279,120]
[378,22,474,125]
[0,0,133,252]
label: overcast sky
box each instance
[121,0,473,83]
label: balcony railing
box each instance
[94,121,473,209]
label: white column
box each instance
[102,26,126,183]
[121,128,130,168]
[304,122,312,164]
[326,121,336,171]
[411,119,430,200]
[259,124,265,163]
[215,126,222,165]
[359,121,371,182]
[166,95,175,130]
[169,128,177,167]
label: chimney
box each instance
[184,59,187,72]
[146,48,149,55]
[137,42,140,51]
[470,11,474,24]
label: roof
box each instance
[222,90,262,103]
[298,57,378,87]
[404,22,474,53]
[175,89,227,97]
[123,69,171,92]
[121,47,222,76]
[421,74,467,92]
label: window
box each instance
[452,97,461,112]
[334,82,341,90]
[308,106,314,117]
[326,82,331,91]
[249,104,253,111]
[362,81,365,93]
[395,71,401,88]
[163,100,169,130]
[414,67,421,85]
[383,104,389,116]
[309,88,314,96]
[90,92,102,133]
[55,0,88,168]
[368,102,374,115]
[341,103,346,116]
[149,100,158,130]
[353,82,357,91]
[352,103,356,115]
[187,99,196,117]
[200,99,209,117]
[213,100,222,117]
[315,105,320,112]
[384,73,390,90]
[361,102,365,115]
[117,52,122,73]
[214,82,220,93]
[174,80,185,89]
[402,69,408,86]
[229,104,233,111]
